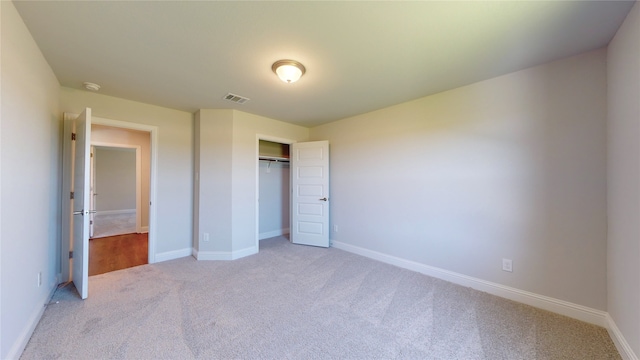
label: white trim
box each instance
[606,314,639,360]
[60,115,75,281]
[139,226,149,233]
[332,241,608,327]
[155,248,192,263]
[6,276,59,360]
[259,228,290,240]
[95,209,136,216]
[195,246,258,261]
[194,249,231,261]
[232,246,258,259]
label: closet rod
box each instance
[259,157,289,164]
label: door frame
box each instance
[61,113,159,282]
[91,143,143,234]
[255,134,297,252]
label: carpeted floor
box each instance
[21,237,620,359]
[92,212,136,238]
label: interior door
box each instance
[291,141,330,247]
[89,146,96,238]
[72,108,92,299]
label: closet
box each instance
[258,140,290,240]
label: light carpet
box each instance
[92,212,136,238]
[21,237,619,359]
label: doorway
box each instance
[61,112,158,286]
[258,140,291,242]
[256,136,295,251]
[89,125,150,275]
[255,137,331,251]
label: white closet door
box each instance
[290,141,330,248]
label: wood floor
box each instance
[89,233,148,276]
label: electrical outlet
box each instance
[333,225,338,233]
[38,272,42,287]
[502,258,513,272]
[203,233,210,242]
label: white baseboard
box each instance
[7,275,59,360]
[96,209,135,216]
[232,246,258,259]
[332,241,608,327]
[606,314,639,360]
[194,249,233,260]
[138,226,149,234]
[154,247,192,263]
[194,246,258,261]
[259,228,290,240]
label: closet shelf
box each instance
[259,155,290,163]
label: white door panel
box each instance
[89,146,96,238]
[291,141,329,247]
[72,108,91,299]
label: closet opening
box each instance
[257,139,292,248]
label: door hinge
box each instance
[71,133,76,141]
[90,220,93,225]
[69,251,73,259]
[70,192,74,199]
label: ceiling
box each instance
[13,1,635,127]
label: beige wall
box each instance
[311,49,608,310]
[1,2,61,358]
[92,125,151,228]
[258,161,290,237]
[59,87,193,255]
[94,147,136,211]
[607,2,640,357]
[259,140,290,238]
[194,109,234,253]
[194,110,308,258]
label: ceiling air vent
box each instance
[223,93,250,104]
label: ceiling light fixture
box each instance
[272,60,306,83]
[83,82,101,91]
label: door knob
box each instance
[319,197,328,201]
[73,210,97,215]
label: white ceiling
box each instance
[13,1,635,127]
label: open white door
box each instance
[72,108,92,299]
[291,141,330,247]
[89,146,96,238]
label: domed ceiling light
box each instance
[272,60,306,83]
[83,82,101,91]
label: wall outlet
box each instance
[502,258,513,272]
[38,272,42,287]
[333,225,338,233]
[203,233,210,242]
